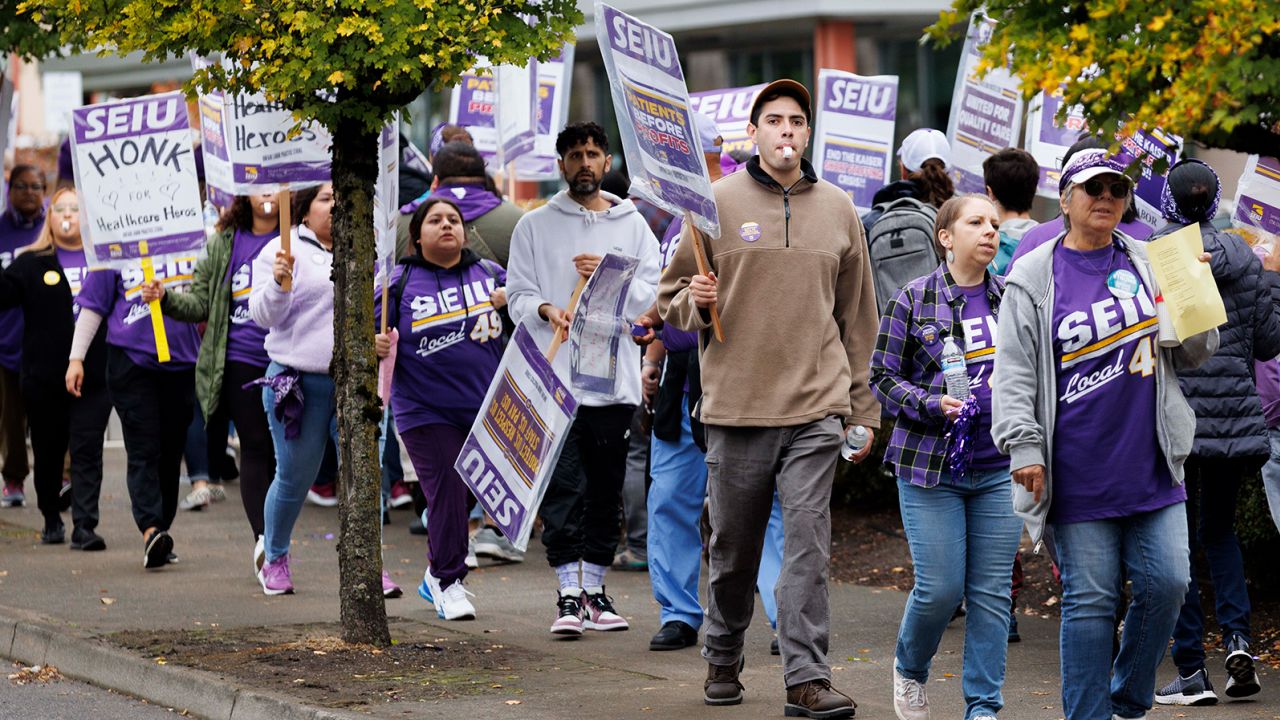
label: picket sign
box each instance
[70,92,207,362]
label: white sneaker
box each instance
[253,535,266,574]
[465,539,479,569]
[418,567,475,620]
[473,527,524,563]
[893,666,929,720]
[437,581,476,620]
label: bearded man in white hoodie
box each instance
[506,122,661,637]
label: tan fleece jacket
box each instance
[658,158,882,428]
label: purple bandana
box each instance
[245,368,305,439]
[1160,158,1221,225]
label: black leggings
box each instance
[21,379,112,527]
[223,361,274,539]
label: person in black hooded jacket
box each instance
[0,188,111,549]
[1154,159,1280,706]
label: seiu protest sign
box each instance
[455,322,577,550]
[194,57,332,197]
[496,60,538,167]
[70,92,206,268]
[689,83,766,159]
[596,2,719,238]
[813,70,899,213]
[946,14,1025,195]
[1234,156,1280,240]
[448,46,573,180]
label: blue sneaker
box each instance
[417,567,443,619]
[1155,668,1218,706]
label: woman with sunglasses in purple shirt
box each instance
[992,149,1218,720]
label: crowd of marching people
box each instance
[3,74,1280,720]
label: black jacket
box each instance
[1159,224,1280,458]
[0,246,107,392]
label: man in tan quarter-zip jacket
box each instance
[658,79,880,720]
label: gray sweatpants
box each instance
[701,415,843,688]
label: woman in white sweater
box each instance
[248,182,399,598]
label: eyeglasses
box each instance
[9,183,45,192]
[52,204,80,213]
[1082,177,1130,199]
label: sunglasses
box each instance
[1082,177,1130,199]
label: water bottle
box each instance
[941,336,970,401]
[203,200,220,238]
[841,425,869,462]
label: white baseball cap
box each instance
[898,128,951,172]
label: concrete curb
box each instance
[0,605,360,720]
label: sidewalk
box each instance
[0,447,1273,719]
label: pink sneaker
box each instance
[581,587,629,631]
[1,482,25,508]
[258,554,294,595]
[388,482,414,508]
[382,570,402,598]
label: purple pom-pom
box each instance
[944,395,981,483]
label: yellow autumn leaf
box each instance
[328,70,345,84]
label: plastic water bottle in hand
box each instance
[941,336,970,401]
[841,425,869,462]
[203,200,220,238]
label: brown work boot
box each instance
[704,657,745,706]
[784,678,856,718]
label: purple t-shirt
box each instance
[0,208,45,371]
[1049,243,1185,523]
[78,258,202,372]
[55,246,91,321]
[224,229,275,368]
[380,260,507,432]
[958,285,1003,470]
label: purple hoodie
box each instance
[375,250,506,432]
[78,259,202,371]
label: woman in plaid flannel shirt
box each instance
[870,195,1023,720]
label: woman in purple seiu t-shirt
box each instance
[374,197,506,621]
[870,195,1023,720]
[69,221,202,572]
[141,194,279,562]
[991,150,1216,720]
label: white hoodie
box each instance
[507,190,660,408]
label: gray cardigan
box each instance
[990,232,1219,546]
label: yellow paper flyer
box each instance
[1144,223,1227,342]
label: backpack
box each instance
[865,197,940,315]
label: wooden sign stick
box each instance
[545,275,588,362]
[683,213,725,343]
[277,185,292,292]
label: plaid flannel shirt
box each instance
[870,265,1005,487]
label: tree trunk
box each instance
[329,117,391,647]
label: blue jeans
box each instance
[1170,458,1254,673]
[1055,502,1190,720]
[262,363,337,562]
[647,402,784,629]
[895,469,1023,720]
[1265,428,1280,534]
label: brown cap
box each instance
[749,79,812,125]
